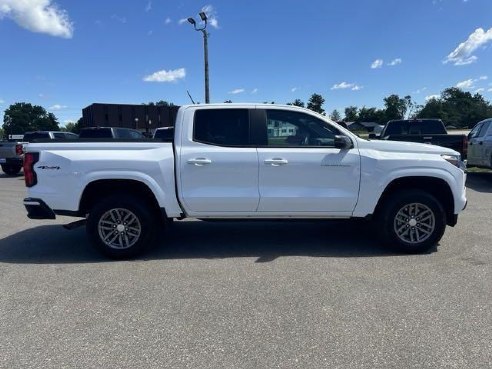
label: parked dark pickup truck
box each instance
[369,119,468,158]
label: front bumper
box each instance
[23,198,56,219]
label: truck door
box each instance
[178,108,260,215]
[255,109,361,216]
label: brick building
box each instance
[81,103,180,134]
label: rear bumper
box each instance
[23,198,56,219]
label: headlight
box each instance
[441,154,466,170]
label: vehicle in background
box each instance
[23,104,467,259]
[467,118,492,169]
[1,131,78,175]
[23,131,79,142]
[369,119,468,158]
[0,136,26,175]
[153,127,174,142]
[79,127,144,139]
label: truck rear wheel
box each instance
[86,194,157,259]
[377,190,446,253]
[1,164,22,176]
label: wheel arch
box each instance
[79,179,165,221]
[374,176,455,226]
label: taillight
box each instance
[15,144,24,156]
[23,152,39,187]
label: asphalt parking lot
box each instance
[0,171,491,369]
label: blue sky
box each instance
[1,0,491,125]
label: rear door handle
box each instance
[187,158,212,166]
[264,158,288,166]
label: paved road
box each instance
[0,171,491,369]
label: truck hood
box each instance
[359,139,460,156]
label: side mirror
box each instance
[334,135,353,149]
[368,133,377,139]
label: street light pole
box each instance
[188,12,210,104]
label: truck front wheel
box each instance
[378,190,447,253]
[86,194,157,259]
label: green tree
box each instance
[416,88,492,128]
[2,103,59,134]
[358,106,386,123]
[344,106,358,122]
[287,99,305,108]
[147,100,175,107]
[329,109,341,121]
[383,94,410,121]
[63,122,77,132]
[307,94,325,114]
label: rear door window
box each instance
[193,109,250,146]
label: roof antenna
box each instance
[186,90,196,104]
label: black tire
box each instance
[1,164,22,176]
[86,194,158,259]
[377,190,446,253]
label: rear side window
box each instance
[193,109,250,146]
[115,129,143,139]
[79,128,113,138]
[23,132,50,141]
[384,120,445,135]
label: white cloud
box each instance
[165,17,171,24]
[143,68,186,82]
[488,88,492,92]
[145,1,151,12]
[414,87,428,94]
[371,59,383,69]
[178,18,187,25]
[291,87,298,92]
[388,58,402,66]
[0,0,73,38]
[456,76,489,90]
[0,98,4,105]
[111,14,127,23]
[251,88,258,94]
[456,79,475,89]
[444,27,492,66]
[474,88,485,93]
[425,94,440,101]
[49,104,67,110]
[331,82,362,91]
[229,88,245,95]
[201,5,219,29]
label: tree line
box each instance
[285,88,492,128]
[2,88,491,137]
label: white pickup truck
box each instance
[23,104,467,258]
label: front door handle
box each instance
[187,158,212,166]
[264,158,288,166]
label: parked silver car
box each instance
[467,118,492,169]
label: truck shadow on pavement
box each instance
[466,171,492,193]
[0,220,429,264]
